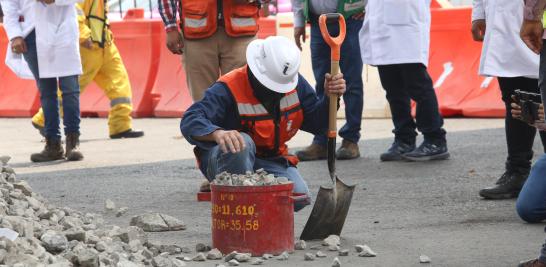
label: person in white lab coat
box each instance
[2,0,84,162]
[472,0,546,200]
[359,0,449,162]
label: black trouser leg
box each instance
[378,64,417,144]
[498,77,542,173]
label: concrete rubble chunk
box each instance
[276,251,289,261]
[316,251,327,258]
[206,248,223,260]
[192,252,206,261]
[104,199,116,212]
[196,243,212,252]
[130,213,186,232]
[328,244,340,251]
[420,255,431,263]
[0,156,11,165]
[338,249,349,256]
[262,253,274,260]
[332,257,341,267]
[250,258,265,265]
[295,239,306,250]
[13,181,32,196]
[225,251,238,262]
[64,230,86,242]
[304,252,315,261]
[212,170,294,186]
[41,230,68,253]
[228,259,240,266]
[152,255,174,267]
[172,258,187,267]
[357,245,377,257]
[76,248,99,267]
[234,252,251,262]
[116,207,129,217]
[158,244,182,255]
[323,235,341,247]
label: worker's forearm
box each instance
[192,132,217,143]
[524,0,546,21]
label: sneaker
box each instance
[296,143,327,161]
[479,171,528,199]
[519,259,546,267]
[403,140,450,162]
[380,140,415,162]
[336,140,360,160]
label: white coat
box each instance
[472,0,539,78]
[359,0,431,66]
[1,0,82,79]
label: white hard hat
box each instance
[246,36,301,93]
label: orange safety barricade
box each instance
[427,7,504,117]
[80,19,162,118]
[0,26,41,117]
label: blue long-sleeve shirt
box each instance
[181,74,330,176]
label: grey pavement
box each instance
[1,118,545,267]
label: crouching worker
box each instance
[181,36,346,211]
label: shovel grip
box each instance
[319,13,346,61]
[328,60,340,136]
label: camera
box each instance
[513,89,542,125]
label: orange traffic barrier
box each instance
[0,27,41,117]
[428,7,504,117]
[80,19,162,118]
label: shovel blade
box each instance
[300,177,356,241]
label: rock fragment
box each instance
[228,259,240,266]
[116,207,129,217]
[234,252,251,262]
[250,258,265,265]
[304,252,315,261]
[104,199,116,212]
[262,253,274,260]
[323,235,340,247]
[332,257,341,267]
[357,245,377,257]
[420,255,431,263]
[295,239,306,250]
[196,242,212,252]
[338,249,349,256]
[76,248,99,267]
[192,252,206,261]
[41,230,68,253]
[130,213,186,232]
[206,248,223,260]
[276,251,289,261]
[316,251,327,258]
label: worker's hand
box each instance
[521,19,544,54]
[511,101,523,120]
[539,104,545,122]
[471,19,486,42]
[81,38,93,49]
[294,26,306,51]
[352,12,365,20]
[166,30,184,55]
[324,73,346,96]
[212,130,246,154]
[11,37,27,54]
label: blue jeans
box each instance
[516,154,546,223]
[205,133,311,211]
[23,30,80,141]
[310,16,364,145]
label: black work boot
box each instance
[403,140,450,161]
[380,140,416,162]
[31,138,64,162]
[519,259,546,267]
[110,129,145,139]
[65,133,84,161]
[479,171,528,199]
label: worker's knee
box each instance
[516,199,546,223]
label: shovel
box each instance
[300,13,356,241]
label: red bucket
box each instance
[210,183,301,256]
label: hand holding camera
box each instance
[511,89,545,129]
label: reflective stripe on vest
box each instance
[184,17,207,29]
[81,0,111,47]
[231,17,257,28]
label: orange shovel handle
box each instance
[318,13,346,61]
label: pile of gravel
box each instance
[212,169,292,186]
[0,156,187,266]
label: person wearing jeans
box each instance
[517,1,546,265]
[2,0,84,162]
[181,37,346,211]
[292,0,365,161]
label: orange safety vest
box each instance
[219,67,304,166]
[180,0,259,40]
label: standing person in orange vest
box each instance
[180,36,346,211]
[158,0,265,102]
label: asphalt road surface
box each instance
[2,118,545,267]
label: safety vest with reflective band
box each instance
[180,0,259,39]
[303,0,365,21]
[219,67,304,166]
[78,0,111,47]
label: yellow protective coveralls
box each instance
[31,0,133,136]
